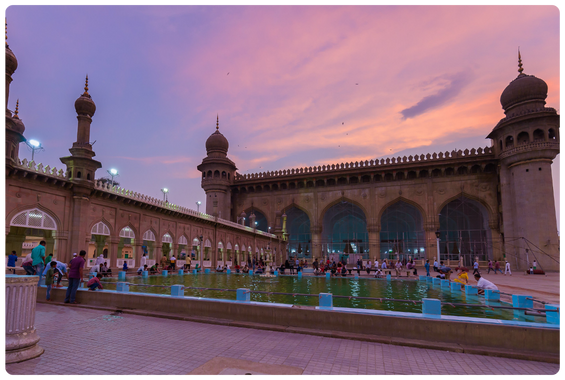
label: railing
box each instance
[234,146,494,181]
[14,158,68,179]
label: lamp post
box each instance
[107,168,118,188]
[435,230,441,263]
[196,201,201,213]
[199,234,204,271]
[161,188,169,203]
[26,139,43,162]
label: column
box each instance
[311,226,322,261]
[155,243,163,265]
[6,275,44,363]
[367,224,380,261]
[424,227,439,262]
[134,242,143,268]
[68,187,93,255]
[109,237,119,269]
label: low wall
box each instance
[36,287,559,363]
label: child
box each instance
[45,261,58,301]
[122,261,128,272]
[374,267,383,278]
[86,273,104,291]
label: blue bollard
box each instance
[441,279,450,288]
[545,304,560,325]
[118,271,126,281]
[142,270,148,277]
[450,282,461,292]
[432,277,441,286]
[426,276,433,283]
[204,268,210,274]
[319,293,333,309]
[249,270,254,275]
[192,269,198,274]
[171,285,184,297]
[386,274,391,281]
[116,282,129,292]
[354,273,359,279]
[274,270,279,276]
[325,272,331,280]
[465,285,478,295]
[178,269,184,276]
[298,271,303,279]
[236,288,250,302]
[485,289,500,301]
[512,294,533,309]
[88,273,95,280]
[226,269,231,274]
[162,270,168,276]
[422,298,441,315]
[419,275,427,281]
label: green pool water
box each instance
[101,274,546,323]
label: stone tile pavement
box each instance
[5,303,559,375]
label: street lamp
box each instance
[161,188,169,202]
[107,168,118,188]
[26,139,43,162]
[435,230,441,263]
[196,201,201,212]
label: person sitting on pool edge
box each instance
[451,267,469,289]
[86,273,104,291]
[149,263,160,274]
[137,264,148,275]
[474,273,498,295]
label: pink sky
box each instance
[6,5,560,227]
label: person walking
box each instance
[494,260,503,274]
[7,251,18,274]
[170,255,176,270]
[504,261,512,276]
[472,259,480,276]
[45,261,58,301]
[366,259,371,274]
[487,260,494,274]
[433,259,439,272]
[64,250,86,304]
[31,240,47,286]
[425,259,430,277]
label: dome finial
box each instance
[2,17,8,47]
[83,75,89,96]
[216,114,219,131]
[14,99,19,117]
[518,47,524,75]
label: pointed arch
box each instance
[226,242,232,250]
[204,239,212,248]
[318,196,369,227]
[377,196,427,223]
[436,192,495,223]
[178,234,188,245]
[119,225,136,239]
[90,220,112,236]
[242,206,270,232]
[162,232,173,244]
[218,241,224,249]
[281,202,314,225]
[143,229,157,242]
[9,207,59,231]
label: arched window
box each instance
[470,165,481,174]
[457,166,468,175]
[244,210,269,232]
[119,226,135,239]
[548,128,556,140]
[349,177,359,184]
[445,168,454,176]
[91,221,111,236]
[395,172,404,180]
[207,170,212,178]
[380,201,425,261]
[374,174,382,182]
[517,131,529,144]
[202,172,206,179]
[323,201,368,259]
[384,173,393,181]
[419,170,428,178]
[316,179,325,186]
[361,175,371,183]
[77,171,82,178]
[10,208,57,230]
[431,168,441,177]
[533,129,544,141]
[505,135,514,147]
[222,171,226,178]
[499,140,503,151]
[337,177,347,185]
[142,230,156,241]
[285,206,311,259]
[407,171,417,179]
[214,170,220,178]
[289,182,296,189]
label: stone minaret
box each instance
[197,116,237,219]
[5,22,26,167]
[60,77,102,259]
[487,51,560,271]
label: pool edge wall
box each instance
[37,288,559,362]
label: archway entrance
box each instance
[89,221,110,268]
[380,201,425,261]
[203,239,212,268]
[118,226,135,268]
[284,206,311,260]
[226,242,233,265]
[142,230,156,260]
[177,235,188,268]
[244,210,269,232]
[162,233,173,260]
[322,201,368,262]
[191,238,200,261]
[217,241,224,266]
[438,197,491,266]
[7,208,58,262]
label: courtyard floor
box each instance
[5,302,559,375]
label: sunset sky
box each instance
[6,5,560,226]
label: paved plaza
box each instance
[5,302,559,375]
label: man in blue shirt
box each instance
[7,251,18,274]
[31,241,46,286]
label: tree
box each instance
[96,177,120,187]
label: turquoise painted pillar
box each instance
[236,288,250,302]
[512,294,533,309]
[485,289,500,301]
[171,285,184,297]
[426,276,433,283]
[192,269,198,274]
[545,304,560,324]
[465,285,478,295]
[142,270,148,277]
[419,275,427,281]
[204,268,210,274]
[386,274,391,281]
[422,298,441,315]
[118,271,126,281]
[354,273,359,279]
[162,270,168,276]
[226,269,231,274]
[178,269,184,275]
[249,270,254,275]
[432,277,441,286]
[325,272,331,280]
[298,271,303,279]
[116,282,129,292]
[450,282,461,292]
[274,270,279,276]
[319,293,333,309]
[441,279,450,288]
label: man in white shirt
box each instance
[433,259,439,272]
[474,273,498,294]
[140,253,147,267]
[504,261,512,276]
[95,254,105,272]
[374,259,379,270]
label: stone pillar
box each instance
[424,227,439,262]
[134,242,143,268]
[109,237,119,269]
[5,275,44,363]
[155,244,163,265]
[311,226,322,260]
[367,224,380,261]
